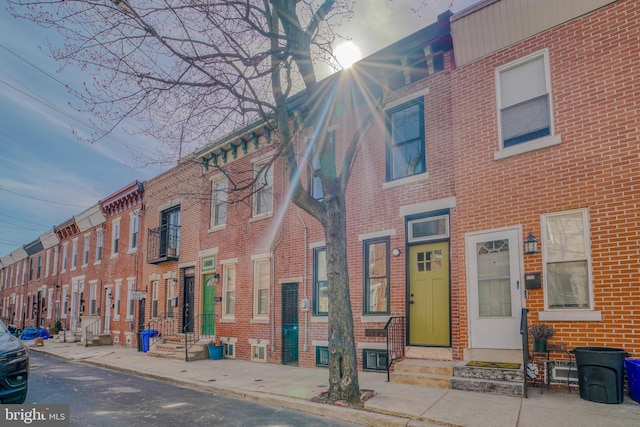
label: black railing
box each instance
[182,314,215,361]
[147,224,180,264]
[83,317,103,347]
[521,307,529,398]
[147,313,180,349]
[385,316,405,382]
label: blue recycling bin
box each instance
[140,329,158,353]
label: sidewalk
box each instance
[29,342,639,427]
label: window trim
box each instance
[83,234,90,267]
[222,263,236,320]
[252,257,270,319]
[495,49,559,157]
[312,247,328,316]
[252,162,273,218]
[129,213,139,252]
[385,97,426,182]
[111,219,121,257]
[210,176,228,230]
[363,237,390,315]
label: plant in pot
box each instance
[207,338,223,360]
[529,323,555,352]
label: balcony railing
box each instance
[147,224,180,264]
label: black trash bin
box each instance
[572,347,628,404]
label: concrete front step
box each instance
[454,365,525,382]
[450,376,525,397]
[147,341,208,361]
[390,359,456,389]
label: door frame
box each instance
[465,226,524,349]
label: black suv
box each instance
[0,320,29,403]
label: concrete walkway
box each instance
[29,342,640,427]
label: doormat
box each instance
[466,361,521,369]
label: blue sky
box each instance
[0,0,478,257]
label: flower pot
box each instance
[533,338,548,352]
[208,344,223,360]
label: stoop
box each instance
[146,336,209,361]
[390,358,456,388]
[450,363,525,397]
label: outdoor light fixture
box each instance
[212,272,220,284]
[391,248,402,257]
[524,231,538,254]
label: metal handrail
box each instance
[385,316,405,382]
[83,316,102,347]
[182,314,215,361]
[147,313,180,348]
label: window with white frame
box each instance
[497,51,552,148]
[543,209,591,310]
[62,243,68,272]
[126,278,135,320]
[53,246,59,275]
[47,288,53,319]
[114,280,122,320]
[62,286,69,317]
[129,214,139,251]
[151,280,159,318]
[222,264,236,318]
[253,258,270,318]
[251,341,267,363]
[83,235,90,266]
[89,281,97,314]
[71,239,78,269]
[253,163,273,217]
[45,249,51,278]
[211,177,228,228]
[36,255,42,280]
[364,238,390,314]
[313,248,328,315]
[96,230,103,262]
[28,257,34,282]
[386,98,425,181]
[112,220,121,255]
[308,131,335,200]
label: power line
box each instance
[0,186,90,208]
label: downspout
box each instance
[296,207,309,352]
[270,161,285,353]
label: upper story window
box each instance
[313,247,328,316]
[96,230,103,262]
[129,214,139,251]
[253,163,273,217]
[62,243,68,272]
[543,209,592,311]
[386,99,425,181]
[83,234,90,266]
[222,263,236,319]
[253,258,270,319]
[211,178,228,228]
[71,239,78,269]
[161,206,180,258]
[498,50,552,148]
[111,220,121,256]
[364,237,390,314]
[28,257,34,282]
[308,131,335,200]
[36,254,42,280]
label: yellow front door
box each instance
[409,242,450,346]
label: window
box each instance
[408,214,449,243]
[89,282,97,314]
[96,230,103,262]
[211,178,228,228]
[72,239,78,269]
[53,246,59,275]
[543,209,591,310]
[129,214,139,250]
[151,280,159,318]
[308,131,335,200]
[253,163,273,216]
[62,287,69,317]
[36,255,42,280]
[363,349,388,371]
[313,248,328,315]
[253,259,270,318]
[161,206,180,258]
[112,220,121,255]
[223,341,235,358]
[45,249,51,278]
[364,238,390,314]
[386,99,425,181]
[114,280,122,320]
[28,257,34,282]
[251,342,267,362]
[62,243,68,272]
[222,264,236,318]
[316,346,329,367]
[498,51,551,148]
[83,235,90,266]
[126,279,135,319]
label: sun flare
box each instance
[333,41,362,69]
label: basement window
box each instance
[363,349,387,371]
[316,346,329,368]
[223,342,235,359]
[251,343,267,363]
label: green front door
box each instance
[202,274,216,336]
[408,242,451,346]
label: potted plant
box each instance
[207,338,223,360]
[529,323,555,352]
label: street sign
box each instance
[131,291,144,300]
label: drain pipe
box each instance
[296,207,309,352]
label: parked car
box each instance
[0,319,29,403]
[19,327,50,341]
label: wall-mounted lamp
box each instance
[212,272,220,284]
[107,293,112,299]
[391,248,402,257]
[524,231,538,254]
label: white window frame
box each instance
[53,246,59,276]
[83,234,90,267]
[95,229,103,263]
[47,288,54,320]
[45,249,51,278]
[253,257,270,319]
[61,243,68,273]
[111,220,121,257]
[62,286,69,318]
[252,162,273,217]
[210,176,228,230]
[250,339,268,363]
[222,263,236,320]
[71,238,79,270]
[89,281,97,314]
[129,214,139,252]
[539,208,601,322]
[495,49,561,160]
[151,280,159,318]
[36,254,42,280]
[114,279,122,320]
[126,278,135,320]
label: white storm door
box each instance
[466,227,523,349]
